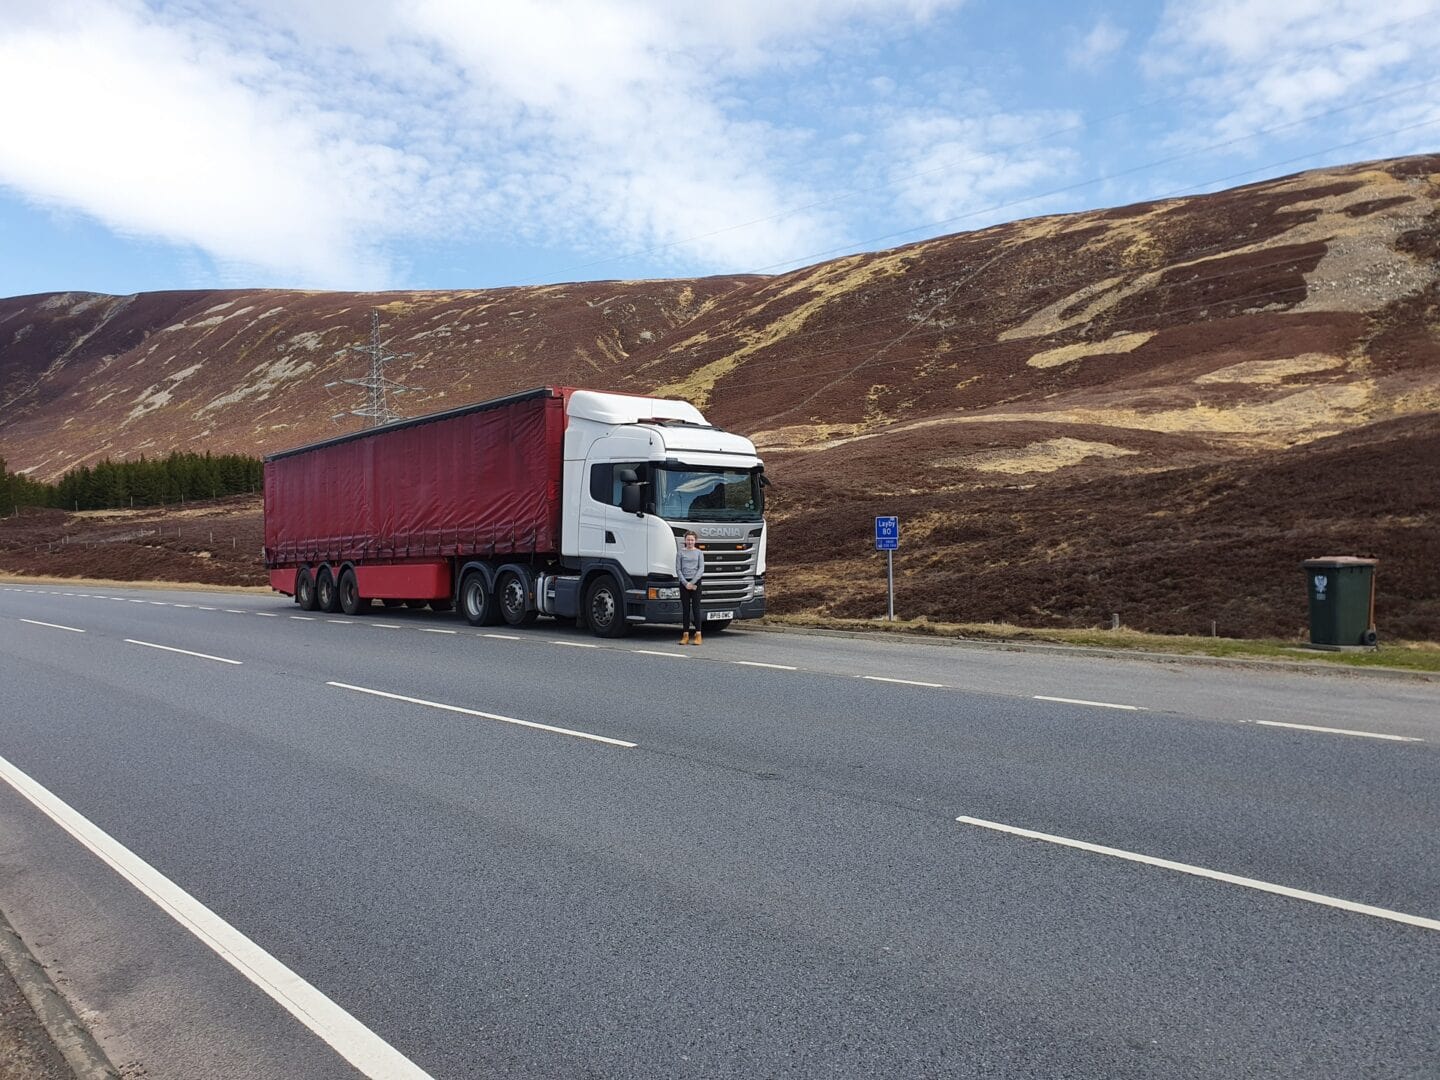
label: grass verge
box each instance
[760,614,1440,674]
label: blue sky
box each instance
[1,0,1437,299]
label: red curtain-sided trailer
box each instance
[263,387,570,605]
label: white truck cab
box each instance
[559,390,767,631]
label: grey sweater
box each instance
[676,546,705,586]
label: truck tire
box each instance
[295,568,318,611]
[460,571,499,627]
[316,568,341,613]
[585,576,630,638]
[497,571,538,627]
[338,570,366,616]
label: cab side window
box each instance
[589,463,646,507]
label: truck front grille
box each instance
[695,539,757,602]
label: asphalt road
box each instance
[0,583,1436,1079]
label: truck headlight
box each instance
[649,587,680,600]
[753,582,765,596]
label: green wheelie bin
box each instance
[1302,556,1378,648]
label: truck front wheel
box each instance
[460,572,498,627]
[586,577,630,638]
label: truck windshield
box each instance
[654,466,762,521]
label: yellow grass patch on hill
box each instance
[936,437,1140,474]
[1027,331,1155,368]
[1195,353,1346,384]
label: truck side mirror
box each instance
[620,483,643,514]
[617,468,639,484]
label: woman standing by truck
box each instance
[677,531,705,645]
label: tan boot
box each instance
[693,631,703,646]
[679,632,690,645]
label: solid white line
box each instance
[419,628,458,635]
[124,640,243,666]
[633,649,689,658]
[327,682,636,748]
[1034,695,1143,711]
[862,675,944,688]
[19,619,85,634]
[955,815,1440,933]
[552,641,598,648]
[732,660,798,670]
[0,754,435,1079]
[482,633,520,640]
[1244,719,1423,743]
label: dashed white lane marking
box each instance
[483,633,520,640]
[1034,695,1143,711]
[224,610,246,615]
[0,753,435,1080]
[732,661,798,670]
[196,606,216,611]
[290,616,316,622]
[124,640,243,666]
[19,619,85,634]
[148,601,168,606]
[1242,719,1423,743]
[420,628,458,635]
[327,619,354,625]
[254,612,280,617]
[327,682,636,748]
[171,604,194,608]
[862,675,944,688]
[127,599,147,604]
[552,641,598,648]
[633,649,689,658]
[955,815,1440,933]
[371,623,402,629]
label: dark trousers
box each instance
[681,583,702,631]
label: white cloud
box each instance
[0,0,974,287]
[880,106,1081,227]
[1146,0,1440,151]
[1068,18,1129,73]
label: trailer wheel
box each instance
[316,568,341,613]
[460,571,499,627]
[498,571,538,627]
[338,570,366,616]
[585,576,630,638]
[295,568,318,611]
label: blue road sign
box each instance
[875,515,899,550]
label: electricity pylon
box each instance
[327,310,418,427]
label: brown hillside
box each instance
[2,154,1437,638]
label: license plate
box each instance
[706,609,735,621]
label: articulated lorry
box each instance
[263,387,767,636]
